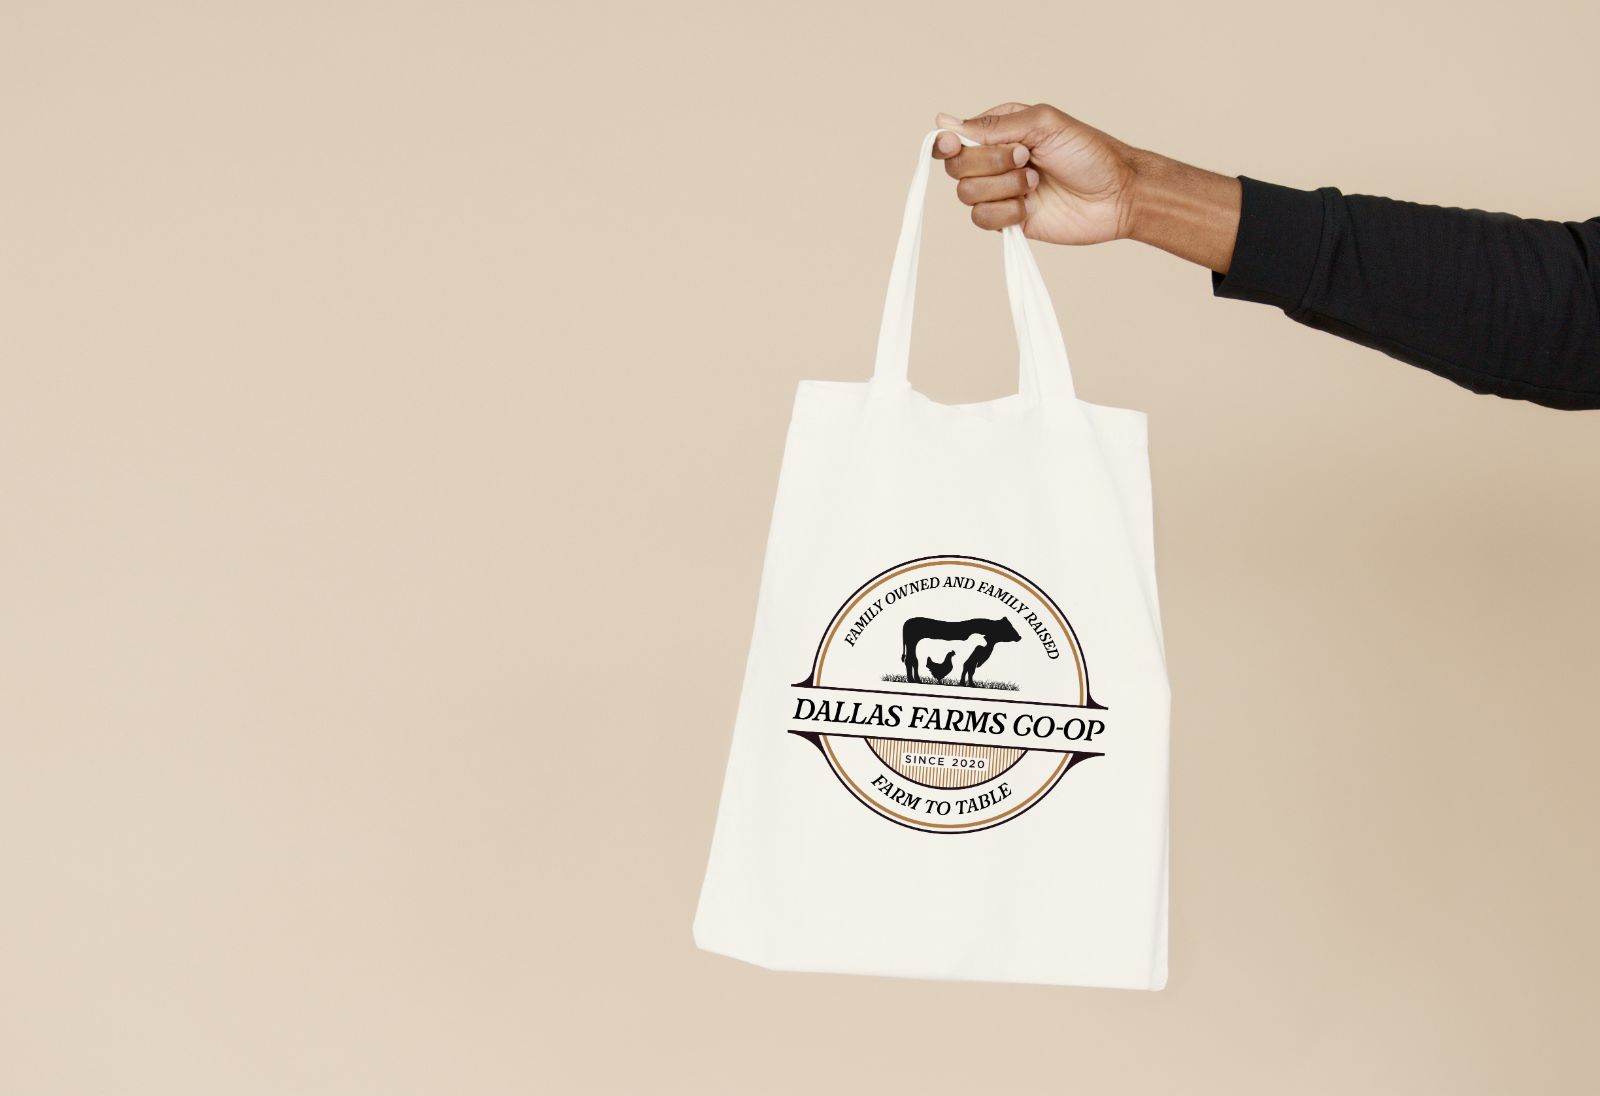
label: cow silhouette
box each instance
[901,616,1022,686]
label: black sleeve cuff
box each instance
[1210,177,1328,311]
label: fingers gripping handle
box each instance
[870,129,1076,401]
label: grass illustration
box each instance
[880,674,1020,692]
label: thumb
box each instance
[934,103,1039,146]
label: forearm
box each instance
[1212,180,1600,410]
[1123,143,1600,410]
[1122,150,1242,275]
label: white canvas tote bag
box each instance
[693,129,1171,990]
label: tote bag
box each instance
[693,129,1171,990]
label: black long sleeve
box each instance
[1211,178,1600,410]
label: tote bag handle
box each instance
[870,129,1077,403]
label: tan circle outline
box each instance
[823,736,1072,831]
[814,558,1086,704]
[811,557,1088,831]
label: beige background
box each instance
[3,2,1597,1093]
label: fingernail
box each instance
[1025,168,1039,189]
[1012,145,1029,167]
[935,112,964,129]
[934,132,958,155]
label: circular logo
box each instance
[789,555,1108,834]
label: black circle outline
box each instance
[789,553,1106,835]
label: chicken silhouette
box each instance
[925,649,956,684]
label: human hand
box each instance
[932,103,1139,245]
